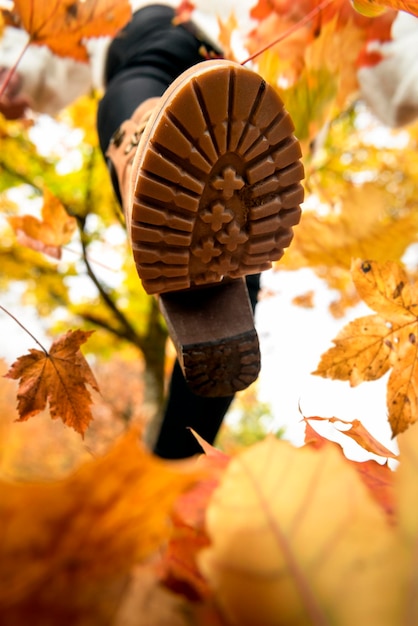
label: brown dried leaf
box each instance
[5,329,99,436]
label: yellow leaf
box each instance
[5,329,99,436]
[281,185,418,272]
[315,260,418,436]
[305,16,365,109]
[198,436,397,626]
[12,0,132,61]
[351,0,389,16]
[292,290,315,308]
[393,421,418,622]
[216,12,239,63]
[352,258,417,322]
[8,188,77,259]
[352,0,418,18]
[0,430,198,625]
[313,314,393,385]
[387,324,418,436]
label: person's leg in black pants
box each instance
[153,273,261,459]
[97,5,304,459]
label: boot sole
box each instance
[130,59,304,293]
[129,60,304,396]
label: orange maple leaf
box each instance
[8,188,76,259]
[11,0,132,61]
[314,259,418,436]
[5,329,99,436]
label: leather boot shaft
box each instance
[106,97,160,226]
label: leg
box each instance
[97,5,304,458]
[153,273,261,459]
[97,5,221,152]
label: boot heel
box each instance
[159,279,260,397]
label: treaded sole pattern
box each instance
[130,59,304,295]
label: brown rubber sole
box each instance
[129,59,304,396]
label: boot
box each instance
[107,59,304,397]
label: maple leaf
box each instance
[5,329,99,436]
[0,429,199,625]
[198,435,398,626]
[314,259,418,436]
[8,188,77,259]
[11,0,132,62]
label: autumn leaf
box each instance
[158,431,230,600]
[248,0,394,83]
[280,185,418,273]
[8,188,76,259]
[352,0,418,18]
[292,290,315,308]
[314,259,418,436]
[304,420,396,522]
[0,430,199,625]
[304,415,398,458]
[393,420,418,622]
[114,564,225,626]
[216,12,239,63]
[198,436,398,626]
[5,329,99,436]
[10,0,132,61]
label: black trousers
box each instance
[97,4,261,458]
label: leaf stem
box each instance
[0,303,48,354]
[0,40,31,99]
